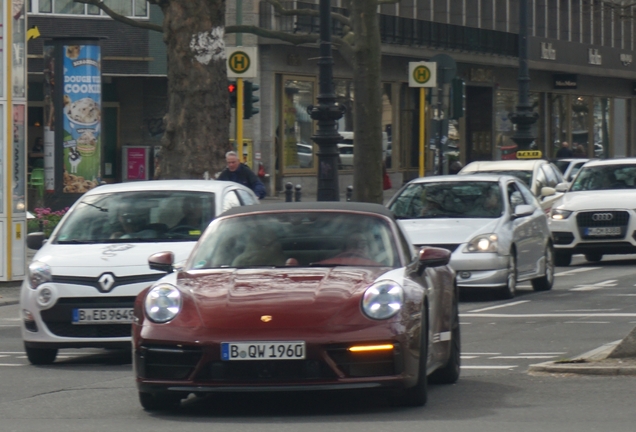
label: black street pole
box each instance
[307,0,345,201]
[510,0,538,151]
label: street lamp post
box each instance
[510,0,538,151]
[307,0,345,201]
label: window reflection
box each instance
[571,96,590,158]
[495,90,539,159]
[593,97,610,159]
[282,79,315,170]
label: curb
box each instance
[528,340,636,376]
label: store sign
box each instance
[621,53,633,66]
[123,147,149,181]
[540,42,556,60]
[62,44,102,194]
[589,48,602,65]
[553,74,577,90]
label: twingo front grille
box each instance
[417,244,460,253]
[325,343,401,377]
[45,322,131,338]
[137,345,203,380]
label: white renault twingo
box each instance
[21,180,259,365]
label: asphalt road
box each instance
[1,254,635,431]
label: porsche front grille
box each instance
[137,346,203,380]
[197,360,337,382]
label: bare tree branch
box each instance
[75,0,164,32]
[265,0,350,27]
[227,25,318,45]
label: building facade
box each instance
[24,0,636,199]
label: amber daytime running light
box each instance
[348,344,394,352]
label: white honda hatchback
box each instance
[21,180,259,365]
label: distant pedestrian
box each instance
[217,151,266,199]
[573,144,586,158]
[556,141,573,158]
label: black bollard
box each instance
[294,184,302,202]
[285,182,294,202]
[346,185,353,202]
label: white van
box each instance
[337,131,389,169]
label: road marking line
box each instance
[461,313,636,318]
[0,352,25,354]
[461,365,518,369]
[0,325,19,327]
[570,280,617,291]
[518,352,566,355]
[564,321,610,324]
[489,355,558,359]
[609,294,636,296]
[555,267,601,276]
[469,300,530,313]
[463,352,501,356]
[461,356,479,359]
[0,364,24,366]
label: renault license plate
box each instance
[221,341,306,361]
[72,308,135,324]
[585,227,621,236]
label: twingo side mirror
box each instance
[555,182,569,193]
[26,232,46,250]
[512,204,535,219]
[417,246,451,274]
[541,186,556,197]
[148,251,175,273]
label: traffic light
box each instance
[243,80,260,119]
[450,77,465,120]
[228,81,237,108]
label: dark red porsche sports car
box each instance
[133,202,460,410]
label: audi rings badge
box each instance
[592,213,614,222]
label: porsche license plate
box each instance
[221,341,306,361]
[585,227,621,236]
[72,308,135,325]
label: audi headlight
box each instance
[362,281,404,320]
[550,209,573,220]
[28,261,52,290]
[465,233,498,253]
[144,284,182,323]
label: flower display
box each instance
[27,207,69,237]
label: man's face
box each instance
[226,156,240,172]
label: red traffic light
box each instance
[228,83,237,93]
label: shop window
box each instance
[571,96,590,158]
[551,94,568,158]
[593,97,611,159]
[382,83,394,169]
[31,0,148,17]
[495,90,539,158]
[280,78,315,172]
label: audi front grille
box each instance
[576,211,629,240]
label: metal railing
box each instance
[259,1,518,58]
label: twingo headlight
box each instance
[362,281,404,320]
[465,233,498,253]
[550,209,573,220]
[144,284,182,323]
[28,261,52,290]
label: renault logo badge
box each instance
[261,315,272,323]
[98,273,115,292]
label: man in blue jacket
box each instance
[217,151,266,199]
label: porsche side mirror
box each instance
[417,246,451,274]
[27,232,46,250]
[540,186,556,197]
[512,204,535,219]
[555,182,569,193]
[148,251,175,273]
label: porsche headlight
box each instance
[465,233,498,253]
[144,284,182,323]
[28,261,52,290]
[362,281,404,320]
[550,209,573,220]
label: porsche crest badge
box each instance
[260,315,272,323]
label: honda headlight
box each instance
[465,233,498,253]
[144,284,182,323]
[550,209,573,220]
[362,281,404,320]
[28,261,52,290]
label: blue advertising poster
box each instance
[62,44,101,194]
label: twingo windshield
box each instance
[389,181,503,219]
[53,190,216,244]
[187,212,400,269]
[571,164,636,191]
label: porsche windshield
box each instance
[188,212,400,269]
[53,191,216,244]
[571,165,636,191]
[389,181,503,219]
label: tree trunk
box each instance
[350,0,383,204]
[158,0,230,179]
